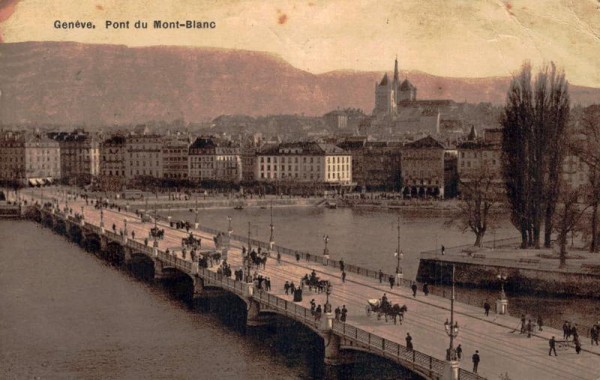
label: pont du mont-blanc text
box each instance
[53,20,217,30]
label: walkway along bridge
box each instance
[19,190,600,380]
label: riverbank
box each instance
[417,240,600,298]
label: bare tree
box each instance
[501,62,570,249]
[569,105,600,252]
[553,185,589,268]
[448,170,500,247]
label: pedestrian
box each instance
[266,277,271,291]
[411,283,418,297]
[341,305,347,322]
[520,314,526,334]
[131,230,135,240]
[334,306,341,321]
[341,270,346,283]
[422,282,429,296]
[112,223,116,232]
[441,245,445,255]
[296,253,300,262]
[405,333,413,351]
[284,281,290,295]
[574,336,581,354]
[563,321,570,340]
[277,251,281,264]
[537,315,543,332]
[527,319,533,338]
[379,269,383,283]
[549,336,557,356]
[310,299,316,314]
[472,351,481,373]
[483,301,491,317]
[339,259,345,272]
[456,344,462,360]
[572,324,579,340]
[389,275,395,289]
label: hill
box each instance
[0,41,598,126]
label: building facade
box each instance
[49,130,100,182]
[188,137,241,182]
[256,142,352,185]
[100,135,127,188]
[401,136,449,198]
[162,139,189,180]
[125,135,163,179]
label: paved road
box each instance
[28,189,600,380]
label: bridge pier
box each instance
[443,360,460,380]
[321,313,352,366]
[153,260,167,281]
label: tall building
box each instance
[125,134,163,179]
[188,137,241,182]
[401,136,452,198]
[0,132,60,185]
[256,142,352,186]
[49,130,100,183]
[162,139,190,180]
[99,135,127,188]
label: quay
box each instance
[16,188,600,380]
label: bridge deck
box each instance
[26,190,600,380]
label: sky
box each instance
[1,0,599,87]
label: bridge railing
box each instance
[199,268,247,295]
[254,289,320,330]
[158,250,192,272]
[331,319,448,379]
[128,239,153,256]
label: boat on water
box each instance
[234,205,244,210]
[325,201,337,209]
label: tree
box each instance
[553,185,589,268]
[569,105,600,252]
[448,169,500,247]
[501,62,570,249]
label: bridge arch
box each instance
[68,224,83,245]
[82,232,101,252]
[159,267,196,303]
[54,218,67,235]
[127,253,155,281]
[102,241,125,266]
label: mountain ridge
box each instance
[0,41,598,126]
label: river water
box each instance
[0,219,416,379]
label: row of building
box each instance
[0,127,512,198]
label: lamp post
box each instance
[227,215,233,236]
[395,216,403,280]
[496,273,509,315]
[324,282,332,313]
[445,264,460,362]
[246,221,252,283]
[194,196,199,229]
[269,200,275,252]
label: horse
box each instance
[366,299,408,324]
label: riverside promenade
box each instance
[22,188,600,380]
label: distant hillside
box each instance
[0,41,598,126]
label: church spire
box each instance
[393,56,399,82]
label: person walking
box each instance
[472,350,480,373]
[423,282,429,296]
[339,259,345,272]
[334,306,341,321]
[549,336,557,356]
[520,315,526,334]
[277,251,281,265]
[441,245,445,255]
[284,281,290,295]
[563,321,570,339]
[527,319,533,338]
[379,269,383,283]
[405,333,413,351]
[411,283,418,297]
[537,315,543,332]
[341,271,346,283]
[456,344,462,360]
[389,275,395,289]
[341,305,347,322]
[574,336,582,354]
[483,301,491,317]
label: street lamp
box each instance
[324,282,333,313]
[323,235,330,256]
[497,273,508,300]
[269,201,275,251]
[395,216,403,280]
[445,264,460,361]
[246,221,252,283]
[227,215,233,236]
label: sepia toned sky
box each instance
[1,0,599,86]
